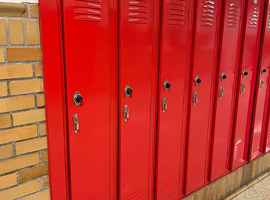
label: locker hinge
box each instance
[73,114,79,134]
[162,98,168,113]
[124,105,129,122]
[193,91,198,105]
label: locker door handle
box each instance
[73,114,79,134]
[193,91,198,106]
[124,105,129,122]
[240,83,245,94]
[219,87,224,99]
[162,98,167,113]
[259,79,264,90]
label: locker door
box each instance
[185,0,222,195]
[118,0,158,199]
[250,0,270,160]
[62,0,112,199]
[210,0,245,182]
[155,0,194,199]
[231,0,265,171]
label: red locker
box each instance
[62,0,114,199]
[155,0,194,199]
[250,0,270,159]
[118,0,159,199]
[210,0,245,182]
[185,0,222,195]
[231,0,265,171]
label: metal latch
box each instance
[193,91,198,106]
[162,98,167,113]
[259,79,264,90]
[124,105,129,122]
[219,87,224,99]
[73,114,79,134]
[240,83,245,94]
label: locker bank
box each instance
[38,0,270,199]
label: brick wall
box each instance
[0,2,49,200]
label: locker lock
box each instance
[164,80,171,91]
[242,69,248,78]
[73,91,83,106]
[262,68,267,75]
[221,72,227,82]
[125,85,133,98]
[195,76,202,86]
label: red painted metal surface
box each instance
[118,0,159,199]
[155,0,194,199]
[210,0,245,182]
[185,0,222,195]
[230,0,265,171]
[60,0,118,199]
[250,0,270,159]
[39,0,69,199]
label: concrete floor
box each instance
[233,175,270,200]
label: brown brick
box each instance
[0,19,7,45]
[13,109,45,126]
[0,82,8,97]
[35,63,43,76]
[0,48,4,63]
[7,48,42,62]
[37,94,45,107]
[42,176,50,189]
[0,114,11,129]
[0,153,39,175]
[26,20,40,45]
[0,125,37,145]
[0,179,41,200]
[0,144,13,159]
[8,20,24,45]
[0,95,35,113]
[41,150,48,162]
[22,189,50,200]
[0,64,33,80]
[19,164,49,183]
[10,79,43,95]
[30,4,39,18]
[0,173,17,190]
[0,2,28,18]
[16,137,47,155]
[40,123,47,136]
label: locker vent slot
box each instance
[162,173,176,198]
[252,134,261,153]
[74,0,102,22]
[249,6,259,28]
[214,151,226,171]
[235,141,243,160]
[227,3,239,28]
[191,161,203,183]
[201,0,215,27]
[129,0,149,24]
[169,0,185,26]
[127,186,144,200]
